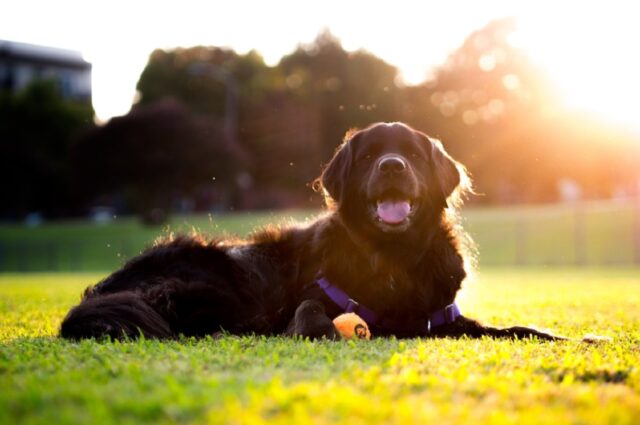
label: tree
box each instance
[278,31,403,159]
[72,99,237,224]
[130,26,639,209]
[403,18,639,203]
[136,46,273,117]
[0,80,94,218]
[133,37,406,209]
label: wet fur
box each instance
[61,122,561,341]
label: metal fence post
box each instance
[515,216,527,266]
[574,202,586,266]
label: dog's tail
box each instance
[60,292,173,340]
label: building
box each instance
[0,40,91,102]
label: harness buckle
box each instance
[345,298,360,314]
[444,304,457,323]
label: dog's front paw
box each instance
[287,300,340,340]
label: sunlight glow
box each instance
[2,1,638,133]
[511,3,640,133]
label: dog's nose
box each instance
[378,155,407,174]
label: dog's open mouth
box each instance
[369,192,417,231]
[376,199,412,224]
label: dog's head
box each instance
[319,122,469,234]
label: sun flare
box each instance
[510,4,640,133]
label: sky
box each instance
[2,0,639,133]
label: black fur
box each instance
[60,122,561,341]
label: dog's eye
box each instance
[359,154,372,162]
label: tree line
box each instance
[1,18,638,222]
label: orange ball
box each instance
[333,313,371,340]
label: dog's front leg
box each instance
[431,315,566,341]
[285,300,341,340]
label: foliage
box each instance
[278,31,403,160]
[129,23,640,213]
[4,21,640,220]
[1,269,639,424]
[403,18,640,203]
[137,47,273,117]
[0,80,94,218]
[71,99,237,224]
[131,33,405,211]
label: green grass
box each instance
[1,268,639,424]
[0,210,319,271]
[1,200,638,271]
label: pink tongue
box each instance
[376,201,411,224]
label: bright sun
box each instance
[511,4,640,133]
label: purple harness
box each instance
[315,276,461,334]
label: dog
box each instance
[60,122,560,341]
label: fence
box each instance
[0,240,137,272]
[0,199,639,272]
[464,199,640,266]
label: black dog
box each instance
[61,122,560,341]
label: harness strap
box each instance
[316,276,379,324]
[315,276,461,334]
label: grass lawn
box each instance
[1,268,639,424]
[1,200,639,271]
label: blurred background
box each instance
[1,1,639,271]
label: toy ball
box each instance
[333,313,371,340]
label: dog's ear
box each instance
[425,136,462,209]
[319,131,357,206]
